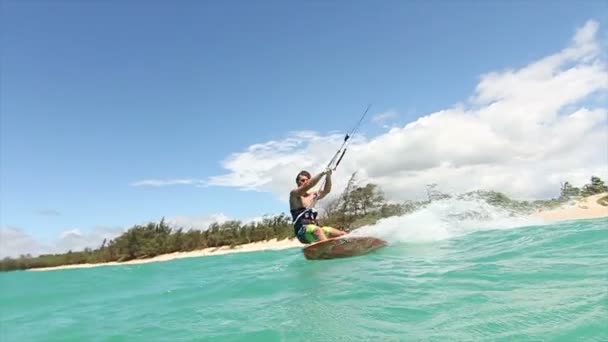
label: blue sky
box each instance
[1,1,607,252]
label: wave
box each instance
[349,195,549,244]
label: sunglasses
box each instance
[298,177,309,183]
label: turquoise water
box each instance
[1,217,607,341]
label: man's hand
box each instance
[316,167,333,200]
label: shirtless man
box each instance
[289,169,346,244]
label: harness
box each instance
[290,207,318,227]
[290,206,319,243]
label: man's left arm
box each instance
[316,170,332,199]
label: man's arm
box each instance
[290,170,327,197]
[316,169,332,200]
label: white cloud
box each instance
[206,131,350,199]
[130,179,205,187]
[165,213,230,230]
[205,19,608,202]
[0,226,126,258]
[54,227,124,253]
[371,110,398,124]
[0,227,52,258]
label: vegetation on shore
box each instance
[1,175,606,272]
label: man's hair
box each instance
[296,170,311,183]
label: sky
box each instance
[1,1,607,257]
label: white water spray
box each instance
[349,196,548,244]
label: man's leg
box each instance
[312,226,329,241]
[322,226,346,238]
[304,224,328,242]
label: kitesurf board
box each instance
[303,236,387,260]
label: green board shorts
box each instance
[297,224,334,243]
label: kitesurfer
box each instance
[289,169,346,244]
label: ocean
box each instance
[1,198,607,341]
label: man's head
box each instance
[296,170,311,185]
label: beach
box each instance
[29,238,303,272]
[533,192,608,223]
[29,193,608,272]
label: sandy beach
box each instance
[533,192,608,223]
[29,193,608,272]
[29,238,303,272]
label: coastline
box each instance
[28,193,608,272]
[532,192,608,223]
[29,238,303,272]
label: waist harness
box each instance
[290,207,318,229]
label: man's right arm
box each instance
[290,171,326,196]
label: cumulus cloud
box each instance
[130,179,205,187]
[206,130,351,197]
[54,227,125,253]
[0,226,125,258]
[0,227,53,258]
[165,213,230,230]
[205,20,608,201]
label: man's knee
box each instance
[325,226,345,236]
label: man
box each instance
[289,169,346,244]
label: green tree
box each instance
[560,181,580,200]
[581,176,608,196]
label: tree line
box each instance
[1,175,606,272]
[559,176,608,200]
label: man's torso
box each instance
[289,191,316,211]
